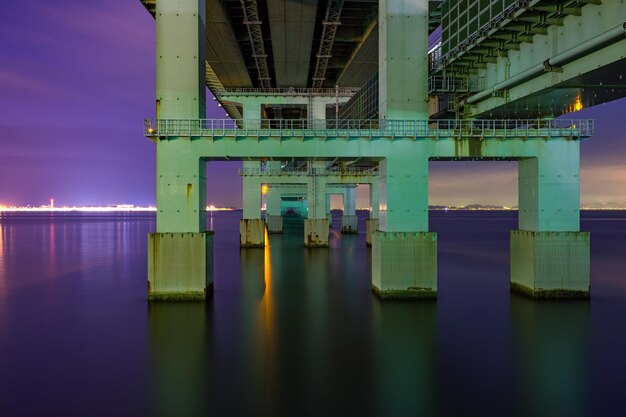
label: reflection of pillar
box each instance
[240,161,265,247]
[373,300,437,415]
[266,185,283,234]
[341,186,358,234]
[149,303,210,414]
[366,181,380,247]
[372,153,436,299]
[149,0,213,301]
[305,162,329,247]
[511,140,589,298]
[511,295,589,416]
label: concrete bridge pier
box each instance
[511,140,590,298]
[372,0,433,298]
[341,185,358,233]
[240,161,265,247]
[148,0,213,301]
[372,155,436,299]
[366,181,379,247]
[326,193,332,227]
[305,162,330,247]
[150,146,214,300]
[238,98,266,246]
[265,185,283,234]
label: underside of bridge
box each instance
[140,0,626,301]
[142,0,442,89]
[141,0,624,122]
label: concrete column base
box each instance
[304,219,330,247]
[266,214,283,234]
[366,218,379,247]
[341,215,358,234]
[240,219,265,247]
[372,231,437,299]
[511,230,590,298]
[148,232,214,301]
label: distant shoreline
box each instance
[1,207,625,213]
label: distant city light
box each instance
[0,204,156,213]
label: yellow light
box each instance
[573,96,583,112]
[262,185,269,195]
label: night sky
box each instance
[1,0,625,208]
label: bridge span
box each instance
[140,0,625,300]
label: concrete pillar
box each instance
[310,97,328,129]
[366,182,380,247]
[240,161,265,247]
[326,193,332,226]
[241,99,262,129]
[372,155,436,299]
[156,145,206,233]
[155,0,206,120]
[149,0,212,301]
[341,186,358,234]
[511,140,589,297]
[379,0,428,120]
[266,185,283,234]
[305,162,329,247]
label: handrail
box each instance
[215,87,359,97]
[144,118,594,139]
[237,167,379,176]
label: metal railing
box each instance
[238,166,379,176]
[144,118,594,139]
[428,76,485,94]
[215,87,359,97]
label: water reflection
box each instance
[373,300,438,416]
[0,224,5,299]
[144,212,602,416]
[511,295,590,417]
[48,220,56,279]
[148,302,210,417]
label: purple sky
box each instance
[1,0,625,208]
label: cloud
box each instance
[0,66,77,99]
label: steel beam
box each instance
[312,0,345,88]
[240,0,272,88]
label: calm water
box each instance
[0,210,625,416]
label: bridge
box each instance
[140,0,625,300]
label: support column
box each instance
[379,0,428,119]
[305,162,329,247]
[240,161,265,247]
[241,99,262,129]
[310,97,328,129]
[149,0,212,301]
[511,140,589,298]
[326,193,332,226]
[372,155,436,299]
[265,184,283,234]
[341,185,358,234]
[366,181,380,247]
[155,0,206,120]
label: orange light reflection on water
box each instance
[0,226,4,299]
[259,228,277,402]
